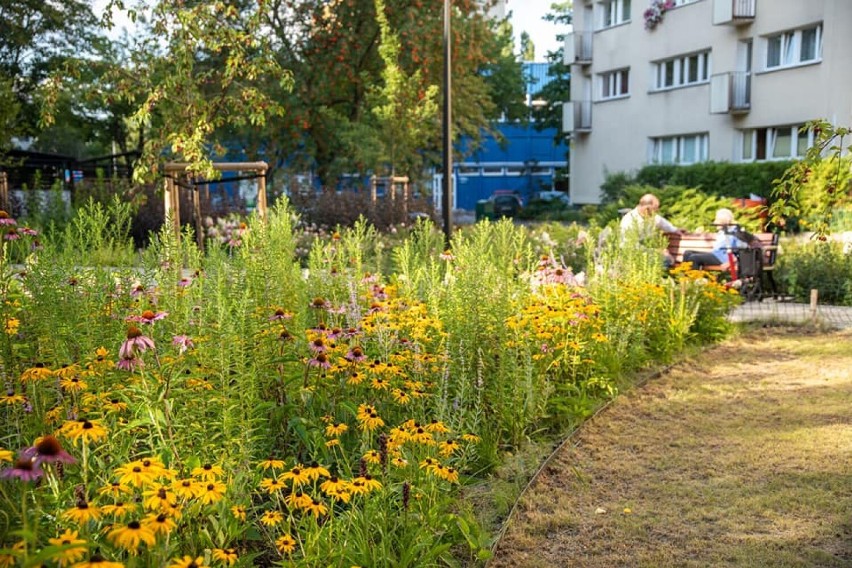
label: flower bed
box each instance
[0,202,739,566]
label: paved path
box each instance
[730,299,852,329]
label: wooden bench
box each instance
[667,231,780,298]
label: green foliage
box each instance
[776,239,852,305]
[770,120,852,238]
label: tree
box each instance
[520,32,535,62]
[530,2,571,144]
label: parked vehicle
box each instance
[490,190,523,218]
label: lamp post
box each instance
[441,0,453,246]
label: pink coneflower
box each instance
[126,310,168,324]
[4,228,19,241]
[172,335,194,354]
[344,346,367,363]
[178,277,193,287]
[309,337,327,353]
[0,211,16,225]
[269,308,293,321]
[22,435,76,466]
[19,227,37,236]
[440,250,454,261]
[119,326,155,360]
[308,353,332,369]
[117,355,143,371]
[309,297,330,310]
[0,455,43,482]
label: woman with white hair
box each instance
[683,208,756,270]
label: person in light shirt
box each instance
[619,193,683,267]
[683,208,756,270]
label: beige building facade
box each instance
[563,0,852,204]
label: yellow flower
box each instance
[230,505,247,521]
[284,492,312,510]
[191,463,224,481]
[324,422,348,437]
[168,555,207,568]
[275,534,297,555]
[461,433,481,443]
[391,457,408,468]
[5,317,19,335]
[303,496,328,518]
[71,553,125,567]
[258,457,285,470]
[0,448,12,462]
[391,389,411,405]
[409,427,435,446]
[142,484,177,512]
[425,420,450,434]
[356,404,384,432]
[319,476,349,496]
[172,478,200,499]
[260,510,283,527]
[59,419,108,444]
[438,439,460,457]
[101,502,137,519]
[211,548,238,566]
[260,477,286,493]
[59,375,88,392]
[304,462,330,481]
[47,529,87,566]
[106,520,157,551]
[349,475,382,495]
[279,465,311,487]
[62,500,102,524]
[197,481,227,505]
[142,512,177,536]
[115,462,158,488]
[362,450,381,465]
[431,464,460,484]
[325,438,340,448]
[20,366,53,383]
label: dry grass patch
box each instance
[489,327,852,568]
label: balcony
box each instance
[563,32,593,66]
[709,72,751,114]
[562,101,592,133]
[712,0,756,25]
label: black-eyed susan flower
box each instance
[303,496,327,518]
[410,427,435,446]
[438,439,461,457]
[356,405,384,432]
[461,433,481,443]
[349,475,382,495]
[370,376,389,390]
[362,450,381,465]
[197,481,227,505]
[432,464,460,484]
[47,528,87,566]
[143,512,177,536]
[0,448,12,462]
[324,422,348,437]
[346,371,364,385]
[103,398,128,413]
[319,476,349,497]
[304,462,330,481]
[279,465,310,487]
[115,463,158,488]
[168,555,206,568]
[98,482,132,498]
[419,457,439,473]
[230,505,247,521]
[171,478,200,499]
[258,457,285,470]
[284,492,312,510]
[259,510,283,527]
[191,463,223,481]
[19,365,53,383]
[275,533,297,555]
[59,419,108,445]
[59,375,88,392]
[0,389,26,406]
[425,419,450,434]
[391,389,411,405]
[391,457,409,468]
[107,520,157,551]
[101,502,137,519]
[142,485,176,511]
[211,548,238,566]
[325,438,340,448]
[62,500,101,524]
[259,477,286,494]
[70,553,125,567]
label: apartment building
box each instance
[563,0,852,204]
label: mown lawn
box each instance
[490,326,852,568]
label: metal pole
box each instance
[442,0,453,246]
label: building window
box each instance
[650,133,709,165]
[741,124,814,161]
[765,24,822,70]
[481,166,503,176]
[654,50,710,90]
[671,0,699,5]
[457,166,480,176]
[600,0,631,28]
[600,68,630,100]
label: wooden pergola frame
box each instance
[163,161,268,245]
[0,172,8,214]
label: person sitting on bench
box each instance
[683,208,755,270]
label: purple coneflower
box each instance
[269,308,293,321]
[117,355,144,371]
[130,284,147,299]
[4,229,19,241]
[0,211,16,225]
[22,435,76,466]
[0,455,43,482]
[18,227,37,236]
[172,335,194,354]
[126,310,168,324]
[308,353,332,369]
[309,337,327,353]
[344,346,367,363]
[119,326,155,360]
[178,277,193,287]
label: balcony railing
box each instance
[563,101,592,133]
[709,72,751,114]
[563,32,593,65]
[712,0,755,25]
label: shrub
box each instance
[776,239,852,305]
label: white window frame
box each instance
[649,133,709,165]
[764,24,822,70]
[599,68,630,100]
[481,166,504,176]
[653,50,711,91]
[740,124,815,162]
[599,0,631,29]
[671,0,700,6]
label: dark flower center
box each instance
[14,457,33,470]
[128,521,141,529]
[133,467,142,473]
[142,460,151,467]
[157,513,167,522]
[158,488,167,498]
[141,310,155,319]
[36,435,62,456]
[206,483,214,491]
[203,464,212,470]
[82,421,93,430]
[126,326,143,339]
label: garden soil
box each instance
[489,327,852,568]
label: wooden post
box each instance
[810,289,819,323]
[257,167,268,221]
[192,179,203,251]
[0,172,8,213]
[164,176,181,241]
